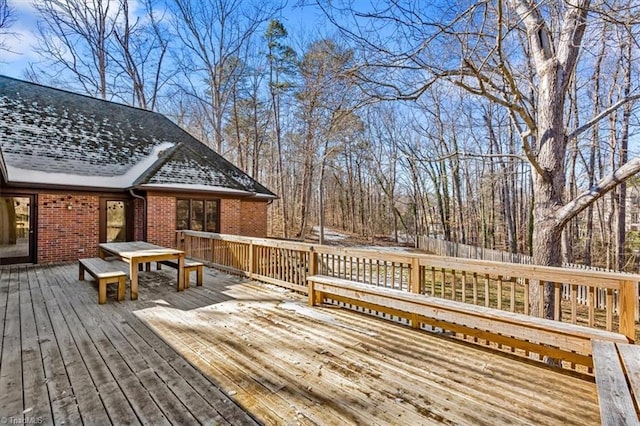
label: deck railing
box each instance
[177,230,640,341]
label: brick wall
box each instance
[134,197,145,241]
[38,193,100,263]
[146,195,176,247]
[240,200,268,237]
[34,192,267,264]
[220,198,241,234]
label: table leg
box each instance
[130,261,139,300]
[177,255,185,291]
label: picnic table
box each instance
[98,241,185,300]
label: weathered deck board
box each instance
[0,268,24,419]
[52,263,245,425]
[0,262,605,425]
[28,266,81,424]
[20,266,53,425]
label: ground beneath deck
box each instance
[1,263,601,425]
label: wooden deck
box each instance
[0,263,603,425]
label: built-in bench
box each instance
[592,340,640,425]
[79,258,127,304]
[307,275,630,368]
[157,259,204,288]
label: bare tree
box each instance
[170,0,281,152]
[266,19,297,238]
[294,38,356,239]
[316,0,640,319]
[0,0,16,53]
[111,0,171,110]
[32,0,120,98]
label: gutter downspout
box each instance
[129,189,147,241]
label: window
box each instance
[177,199,220,233]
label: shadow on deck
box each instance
[0,263,601,425]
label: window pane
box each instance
[106,201,126,242]
[205,200,218,232]
[191,200,204,231]
[176,199,189,230]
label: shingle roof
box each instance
[0,75,275,198]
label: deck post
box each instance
[308,248,318,306]
[210,235,215,264]
[619,280,638,342]
[248,241,255,278]
[410,257,421,329]
[410,257,421,294]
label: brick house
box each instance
[0,76,275,265]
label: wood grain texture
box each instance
[0,263,257,426]
[592,340,637,426]
[616,343,640,421]
[0,263,610,425]
[308,274,628,365]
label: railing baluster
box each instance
[554,282,561,321]
[461,271,467,303]
[524,278,530,316]
[510,277,515,312]
[571,284,577,324]
[497,276,503,310]
[588,286,595,327]
[484,274,490,308]
[451,270,457,301]
[606,288,613,331]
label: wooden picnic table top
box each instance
[98,241,184,259]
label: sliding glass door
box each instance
[0,195,35,264]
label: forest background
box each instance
[1,0,640,278]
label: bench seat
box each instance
[79,258,127,304]
[307,275,630,368]
[157,259,203,288]
[593,340,640,425]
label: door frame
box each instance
[0,193,36,265]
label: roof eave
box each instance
[134,183,277,199]
[3,180,130,192]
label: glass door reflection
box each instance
[106,200,127,242]
[0,196,33,264]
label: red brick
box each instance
[37,193,100,263]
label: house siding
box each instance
[38,193,100,263]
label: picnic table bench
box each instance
[79,258,127,304]
[157,259,204,288]
[593,340,640,425]
[307,275,630,368]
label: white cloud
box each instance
[0,1,40,77]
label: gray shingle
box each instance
[0,75,275,197]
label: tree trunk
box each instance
[529,63,567,318]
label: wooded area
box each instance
[2,0,640,276]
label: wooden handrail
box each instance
[176,230,640,341]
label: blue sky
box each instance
[0,0,330,80]
[1,0,41,77]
